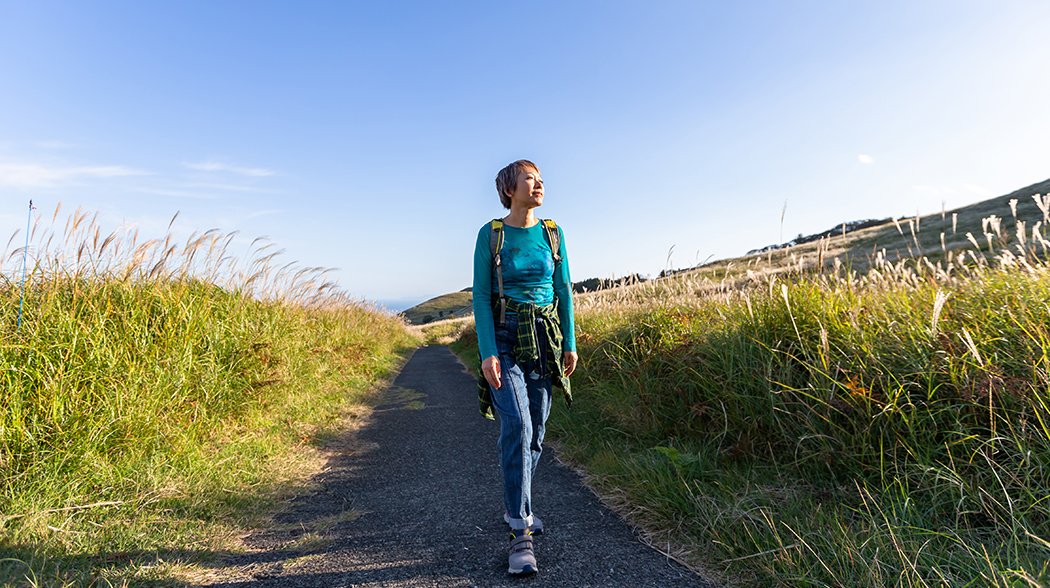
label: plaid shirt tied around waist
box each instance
[477,299,572,420]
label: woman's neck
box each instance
[504,207,537,228]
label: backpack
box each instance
[489,218,561,324]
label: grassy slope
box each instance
[557,274,1050,586]
[401,291,472,325]
[670,176,1050,285]
[0,213,418,586]
[414,177,1050,323]
[453,179,1050,586]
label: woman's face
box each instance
[508,167,544,209]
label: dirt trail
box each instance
[197,345,717,587]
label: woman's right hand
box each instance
[482,356,502,389]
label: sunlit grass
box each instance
[0,205,416,586]
[455,191,1050,586]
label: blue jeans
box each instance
[490,310,552,530]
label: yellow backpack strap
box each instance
[489,219,505,257]
[542,219,561,264]
[489,219,507,324]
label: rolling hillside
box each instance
[409,176,1050,324]
[672,176,1050,281]
[400,290,474,324]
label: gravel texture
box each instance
[198,345,717,587]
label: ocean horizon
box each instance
[372,298,422,314]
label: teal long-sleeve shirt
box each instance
[472,220,576,360]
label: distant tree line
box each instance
[459,277,651,296]
[573,274,648,293]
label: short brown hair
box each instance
[495,159,539,209]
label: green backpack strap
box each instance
[489,219,507,324]
[489,218,559,325]
[541,219,561,264]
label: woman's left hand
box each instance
[563,351,578,377]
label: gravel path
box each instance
[198,345,717,587]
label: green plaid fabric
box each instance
[477,299,571,420]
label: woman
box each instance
[472,159,578,576]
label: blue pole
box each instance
[17,199,32,331]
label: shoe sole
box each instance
[506,525,543,535]
[504,519,544,535]
[508,564,538,576]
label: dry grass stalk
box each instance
[8,204,362,310]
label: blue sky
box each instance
[2,1,1049,310]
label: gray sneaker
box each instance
[508,528,538,576]
[504,512,544,535]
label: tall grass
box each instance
[0,205,415,586]
[455,193,1050,586]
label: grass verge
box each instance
[0,209,418,586]
[548,270,1050,586]
[453,196,1050,586]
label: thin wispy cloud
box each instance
[184,182,266,193]
[35,140,77,150]
[98,211,191,239]
[136,187,218,200]
[857,154,875,165]
[244,208,283,220]
[0,161,149,188]
[183,161,275,177]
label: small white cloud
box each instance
[0,162,148,188]
[857,154,875,165]
[183,161,275,177]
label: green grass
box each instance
[0,209,417,586]
[400,291,473,325]
[452,189,1050,586]
[416,316,474,346]
[550,271,1050,586]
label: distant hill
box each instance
[401,275,646,325]
[573,273,648,293]
[406,176,1050,323]
[400,291,473,325]
[746,218,891,256]
[645,177,1050,288]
